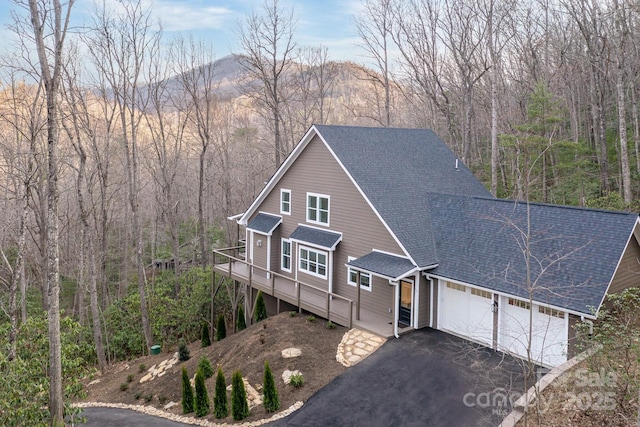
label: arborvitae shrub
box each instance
[194,369,210,417]
[231,370,249,421]
[262,361,280,412]
[254,291,267,323]
[214,367,229,419]
[181,366,194,414]
[198,356,214,379]
[178,340,190,362]
[236,305,246,331]
[201,322,211,347]
[216,314,227,341]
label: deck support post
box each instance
[270,273,275,296]
[356,271,361,321]
[326,293,331,321]
[211,270,215,338]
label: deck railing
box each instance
[213,246,353,328]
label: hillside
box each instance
[80,312,347,423]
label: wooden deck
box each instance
[213,248,394,337]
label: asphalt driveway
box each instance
[75,407,194,427]
[272,328,529,427]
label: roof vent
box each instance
[455,159,459,170]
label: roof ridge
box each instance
[314,124,431,132]
[427,192,637,217]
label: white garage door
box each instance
[499,296,567,367]
[439,281,494,346]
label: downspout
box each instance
[391,280,400,338]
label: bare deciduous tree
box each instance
[60,46,108,373]
[172,36,218,269]
[24,0,74,423]
[86,0,158,352]
[237,0,297,168]
[355,0,395,127]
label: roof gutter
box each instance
[425,272,598,320]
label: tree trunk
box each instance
[490,68,498,197]
[27,0,72,423]
[88,234,107,372]
[616,71,632,204]
[7,155,32,361]
[631,85,640,176]
[198,147,207,269]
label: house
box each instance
[213,125,640,368]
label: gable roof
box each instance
[241,125,490,268]
[246,213,282,235]
[426,193,639,317]
[315,125,492,268]
[239,125,639,314]
[347,251,418,281]
[290,225,343,251]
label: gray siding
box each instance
[246,134,405,320]
[417,275,431,329]
[270,228,281,271]
[251,231,268,277]
[608,235,640,295]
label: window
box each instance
[299,246,327,278]
[471,288,492,299]
[539,306,565,319]
[307,193,329,225]
[508,298,531,310]
[446,282,466,292]
[281,239,291,272]
[347,257,371,290]
[280,189,291,215]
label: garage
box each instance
[498,296,567,367]
[438,280,494,347]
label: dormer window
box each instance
[307,192,329,225]
[280,189,291,215]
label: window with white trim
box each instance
[280,189,291,215]
[446,282,466,292]
[347,257,371,290]
[508,298,530,310]
[298,246,327,278]
[539,305,565,319]
[306,192,329,225]
[471,288,492,299]
[281,239,291,272]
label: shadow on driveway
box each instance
[272,328,530,427]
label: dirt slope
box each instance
[80,313,347,423]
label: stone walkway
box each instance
[336,329,385,367]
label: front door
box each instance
[399,279,413,325]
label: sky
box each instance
[0,0,369,64]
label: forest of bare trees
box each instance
[1,0,640,423]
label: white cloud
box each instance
[151,1,233,32]
[93,0,233,32]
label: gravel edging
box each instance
[73,401,304,426]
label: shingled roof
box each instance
[315,125,492,267]
[426,193,638,316]
[240,125,639,315]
